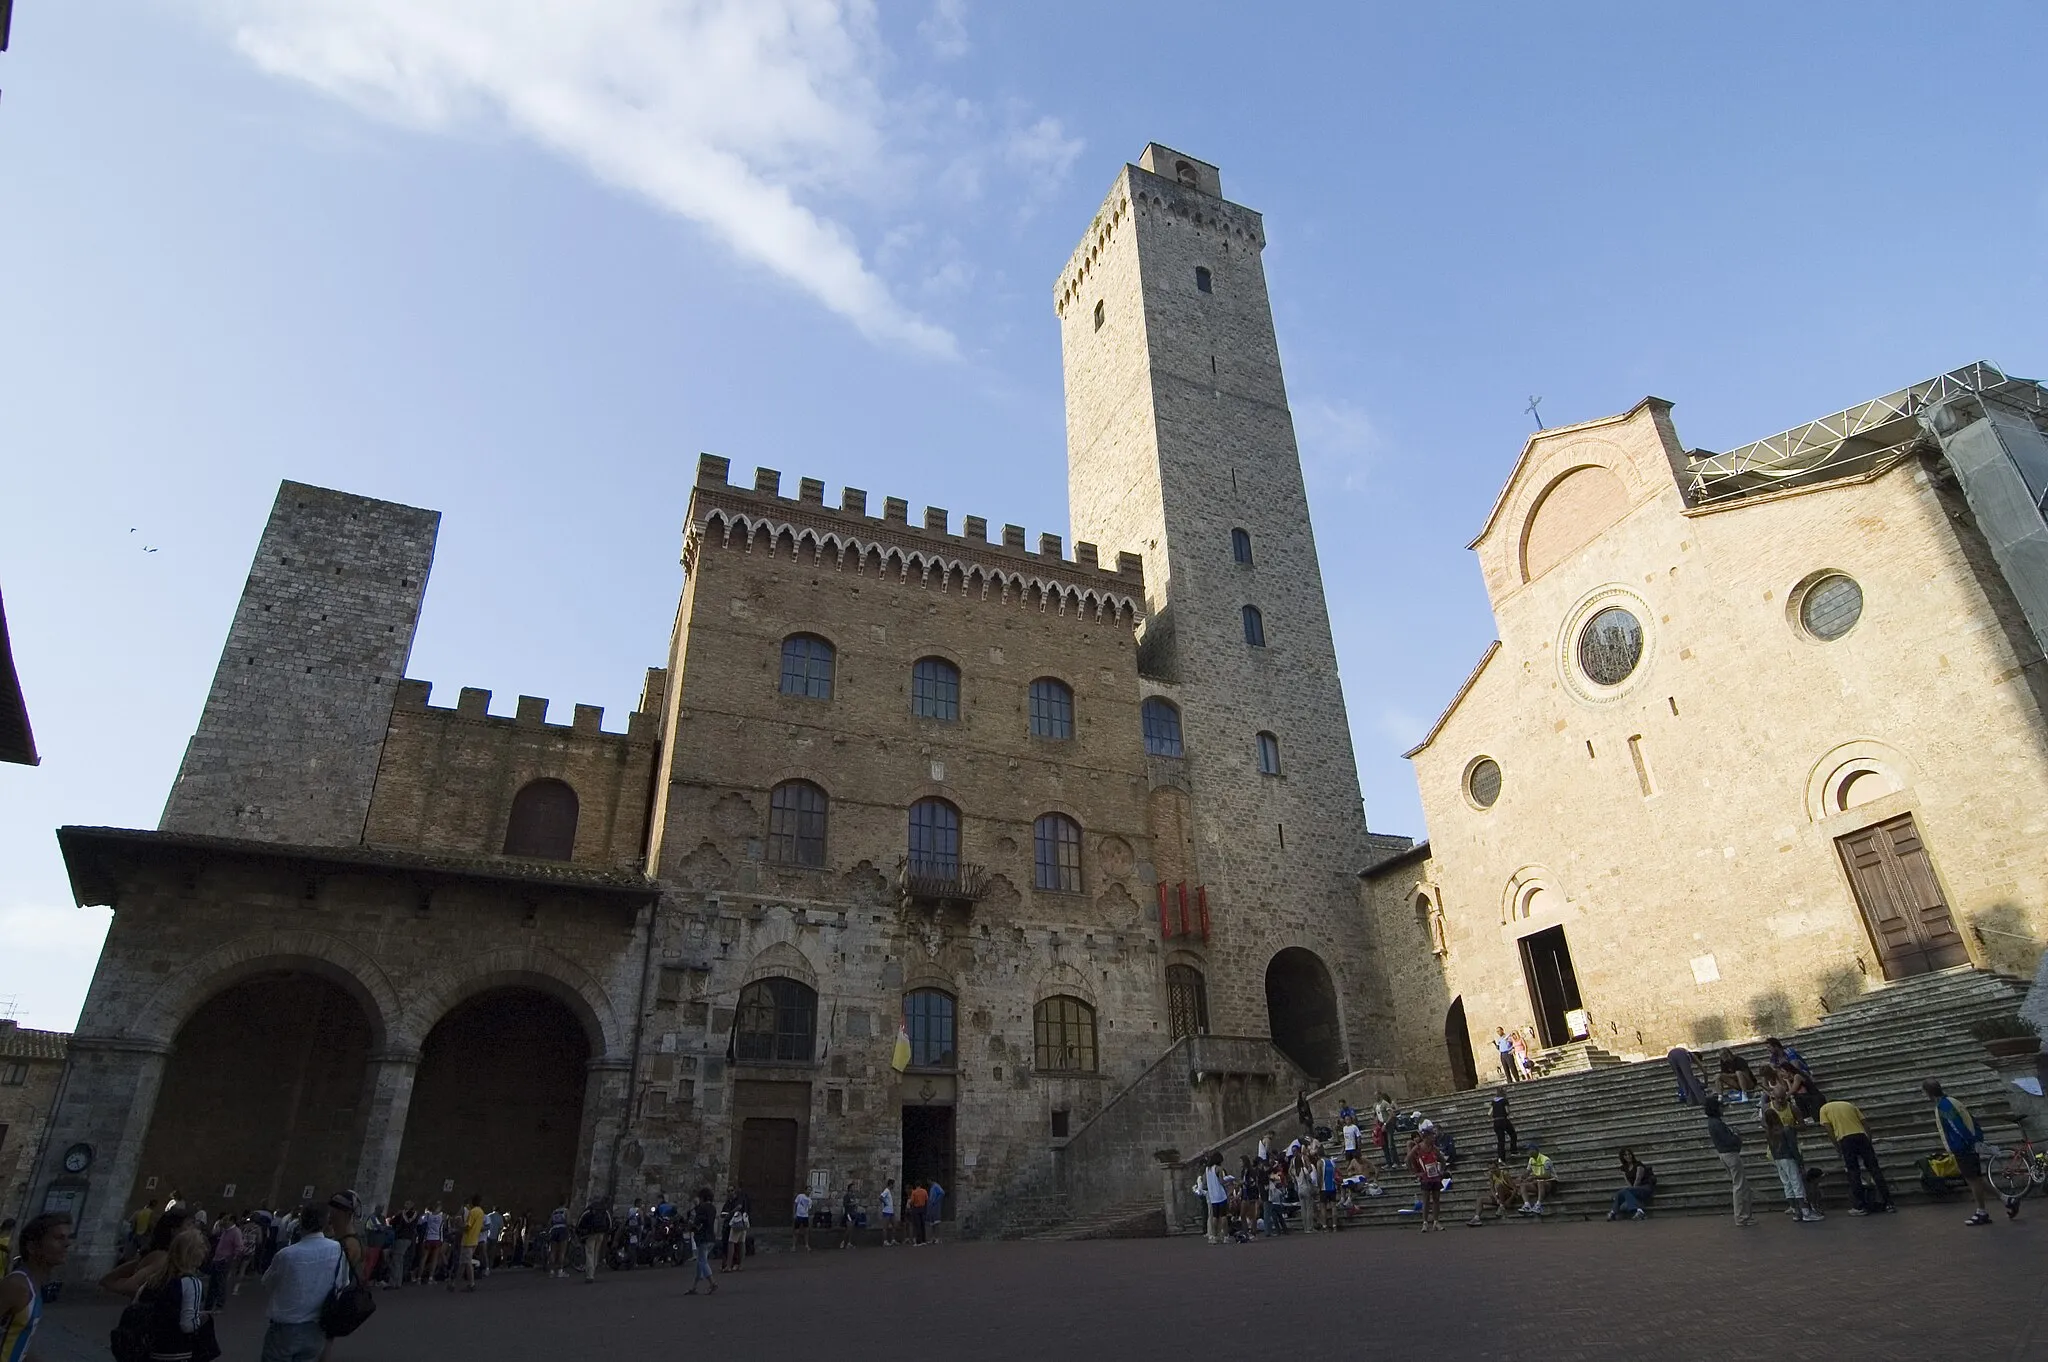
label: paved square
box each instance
[33,1209,2048,1361]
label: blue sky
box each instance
[2,1,2043,1030]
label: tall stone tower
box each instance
[161,480,439,846]
[1057,145,1390,1079]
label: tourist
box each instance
[1607,1149,1657,1220]
[1780,1063,1825,1123]
[1236,1160,1261,1239]
[1406,1120,1447,1231]
[1373,1091,1397,1169]
[1492,1026,1519,1084]
[1764,1105,1823,1221]
[102,1206,193,1298]
[684,1190,718,1295]
[1341,1110,1362,1161]
[205,1212,243,1310]
[906,1181,930,1246]
[1813,1098,1894,1215]
[879,1180,897,1246]
[1766,1037,1811,1080]
[260,1205,339,1362]
[1512,1029,1535,1081]
[722,1188,751,1270]
[576,1198,613,1284]
[144,1227,211,1362]
[544,1201,569,1278]
[1466,1161,1520,1226]
[1256,1131,1273,1163]
[1923,1079,1999,1225]
[1296,1087,1314,1138]
[838,1180,862,1249]
[1667,1047,1708,1106]
[1520,1146,1554,1215]
[453,1194,483,1291]
[384,1202,416,1288]
[792,1189,812,1250]
[1203,1155,1229,1244]
[926,1179,946,1243]
[1703,1097,1754,1226]
[128,1199,160,1261]
[482,1205,503,1276]
[1717,1050,1758,1102]
[418,1203,445,1283]
[0,1214,71,1362]
[1490,1090,1518,1162]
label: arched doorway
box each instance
[1264,948,1343,1082]
[392,988,589,1218]
[1445,997,1478,1091]
[132,971,374,1210]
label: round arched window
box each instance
[1466,758,1502,809]
[1577,607,1643,686]
[1800,573,1864,641]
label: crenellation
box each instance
[841,487,868,515]
[753,467,781,496]
[964,515,989,541]
[456,686,491,717]
[515,694,548,727]
[884,496,910,524]
[798,477,825,505]
[923,506,948,533]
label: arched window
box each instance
[1034,813,1083,893]
[1028,678,1074,739]
[905,989,957,1069]
[1242,605,1266,648]
[766,780,828,867]
[1141,697,1184,757]
[1166,965,1209,1040]
[779,634,834,699]
[911,657,960,721]
[1033,995,1098,1072]
[503,778,578,861]
[908,798,961,877]
[1256,731,1281,776]
[734,977,817,1063]
[1231,528,1253,566]
[1195,266,1213,294]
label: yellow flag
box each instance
[892,1017,912,1073]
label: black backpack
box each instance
[319,1240,375,1339]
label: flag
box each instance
[892,1013,912,1073]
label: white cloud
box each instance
[1295,396,1382,493]
[1008,114,1084,186]
[0,903,113,1032]
[203,0,971,356]
[1376,705,1423,752]
[918,0,970,60]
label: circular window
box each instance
[1577,607,1643,686]
[1466,757,1502,809]
[1800,573,1863,641]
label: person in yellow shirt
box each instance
[454,1194,485,1293]
[1816,1100,1894,1214]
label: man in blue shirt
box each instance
[924,1181,946,1243]
[1923,1079,2000,1226]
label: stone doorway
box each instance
[1518,925,1583,1049]
[392,988,588,1217]
[737,1118,800,1226]
[900,1105,955,1220]
[1166,964,1209,1040]
[1836,813,1972,979]
[131,970,373,1211]
[1264,947,1343,1082]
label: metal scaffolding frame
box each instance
[1683,362,2048,508]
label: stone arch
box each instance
[1035,961,1097,1010]
[127,927,401,1051]
[1519,463,1631,582]
[1264,946,1344,1082]
[1804,738,1916,821]
[742,940,819,991]
[398,945,623,1059]
[1501,865,1562,925]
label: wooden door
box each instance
[1836,813,1970,979]
[1166,965,1209,1040]
[736,1118,799,1225]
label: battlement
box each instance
[686,454,1146,624]
[393,677,661,743]
[1054,149,1265,318]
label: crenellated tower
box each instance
[1057,145,1394,1079]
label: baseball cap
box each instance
[328,1190,361,1214]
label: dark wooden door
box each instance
[736,1118,799,1226]
[1836,814,1970,979]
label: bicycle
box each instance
[1985,1114,2048,1202]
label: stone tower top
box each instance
[1136,144,1222,199]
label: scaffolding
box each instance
[1682,362,2048,509]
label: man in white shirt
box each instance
[879,1182,896,1246]
[1341,1118,1361,1157]
[261,1206,339,1362]
[792,1191,813,1251]
[1493,1027,1519,1084]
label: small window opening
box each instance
[1256,731,1281,776]
[1277,822,1286,848]
[1051,1109,1071,1138]
[1093,299,1104,331]
[1668,696,1680,716]
[1585,740,1596,759]
[1195,266,1212,293]
[1628,734,1656,797]
[1231,528,1253,566]
[1242,605,1266,647]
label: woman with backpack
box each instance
[144,1228,213,1362]
[1407,1121,1448,1231]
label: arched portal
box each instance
[1445,997,1479,1091]
[1264,948,1343,1082]
[132,971,374,1210]
[392,988,589,1217]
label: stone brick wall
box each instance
[362,677,661,871]
[0,1025,67,1218]
[161,481,438,846]
[1401,398,2048,1067]
[1058,147,1398,1073]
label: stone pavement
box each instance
[31,1208,2048,1361]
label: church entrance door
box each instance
[1836,813,1970,979]
[1444,997,1478,1091]
[736,1119,800,1226]
[1518,926,1583,1049]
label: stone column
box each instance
[350,1050,421,1213]
[30,1037,170,1278]
[579,1058,634,1207]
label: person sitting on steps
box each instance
[1607,1149,1657,1220]
[1519,1147,1555,1215]
[1466,1161,1521,1227]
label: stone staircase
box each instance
[1175,967,2034,1232]
[1015,1194,1164,1241]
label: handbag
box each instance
[190,1314,223,1362]
[109,1284,155,1362]
[319,1241,376,1339]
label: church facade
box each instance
[28,146,1408,1268]
[1367,367,2048,1091]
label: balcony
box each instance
[900,860,989,906]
